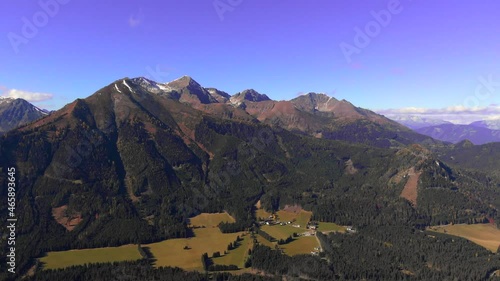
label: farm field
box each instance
[254,202,312,230]
[41,213,242,271]
[261,225,302,240]
[281,236,319,256]
[189,212,235,227]
[256,208,272,220]
[40,244,142,270]
[256,234,275,248]
[317,222,346,233]
[427,223,500,253]
[39,212,344,271]
[275,209,312,229]
[146,213,244,270]
[258,224,319,256]
[213,233,253,268]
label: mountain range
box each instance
[415,123,500,145]
[470,119,500,130]
[1,76,499,280]
[386,115,500,145]
[387,115,452,130]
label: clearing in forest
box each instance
[189,212,235,227]
[281,236,319,256]
[41,213,245,271]
[40,244,142,270]
[148,212,246,270]
[427,223,500,253]
[276,208,312,229]
[400,167,421,207]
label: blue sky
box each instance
[1,0,500,122]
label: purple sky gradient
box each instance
[1,0,499,123]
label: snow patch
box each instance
[114,84,122,93]
[229,96,242,106]
[34,106,48,115]
[123,80,133,93]
[157,83,175,92]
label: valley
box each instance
[39,210,346,272]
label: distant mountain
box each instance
[229,89,271,105]
[0,97,48,134]
[469,119,500,130]
[415,123,500,145]
[387,115,452,130]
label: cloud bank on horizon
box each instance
[377,105,500,124]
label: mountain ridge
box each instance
[18,76,441,149]
[415,123,500,145]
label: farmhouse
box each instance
[346,226,357,233]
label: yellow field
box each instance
[40,244,142,270]
[213,233,252,268]
[147,213,242,270]
[256,234,276,248]
[189,212,235,227]
[255,209,272,220]
[41,213,243,271]
[317,222,346,233]
[281,236,319,256]
[39,212,335,271]
[261,225,301,240]
[428,224,500,253]
[275,210,312,229]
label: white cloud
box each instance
[2,89,54,102]
[376,105,500,124]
